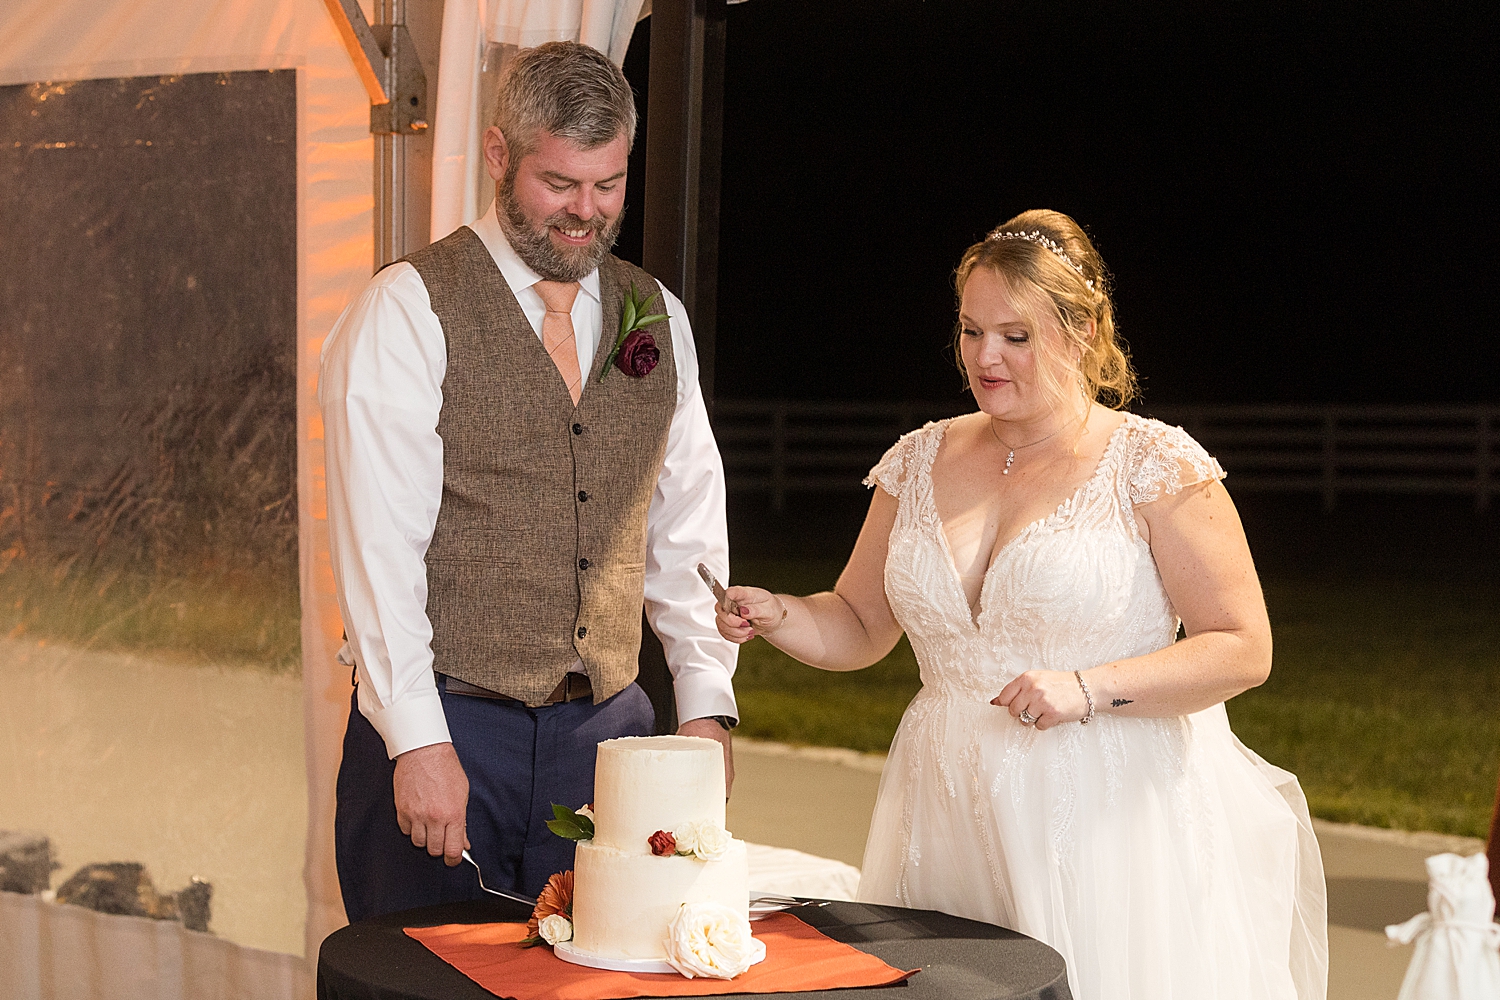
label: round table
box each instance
[317,897,1072,1000]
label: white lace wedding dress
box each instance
[858,413,1328,1000]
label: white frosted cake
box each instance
[569,735,750,961]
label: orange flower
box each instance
[526,870,574,940]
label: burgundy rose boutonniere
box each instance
[599,283,667,382]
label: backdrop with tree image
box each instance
[0,71,299,671]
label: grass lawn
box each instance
[0,560,301,673]
[728,556,1500,839]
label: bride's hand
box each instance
[715,585,786,644]
[993,670,1089,730]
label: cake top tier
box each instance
[591,736,728,852]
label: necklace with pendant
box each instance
[989,420,1062,475]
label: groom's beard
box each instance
[496,174,623,283]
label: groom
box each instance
[320,41,739,922]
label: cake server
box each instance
[462,850,537,907]
[750,894,835,909]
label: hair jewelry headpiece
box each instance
[986,228,1095,290]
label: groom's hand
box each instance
[678,717,736,799]
[393,741,470,866]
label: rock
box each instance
[55,863,212,931]
[177,877,213,933]
[0,831,58,894]
[56,863,164,918]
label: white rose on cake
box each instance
[672,820,732,861]
[538,913,573,945]
[689,822,732,861]
[664,902,765,979]
[672,820,700,856]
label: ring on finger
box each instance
[1019,708,1036,726]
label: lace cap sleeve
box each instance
[864,424,934,497]
[1125,419,1227,505]
[864,439,907,497]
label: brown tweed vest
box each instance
[402,227,677,706]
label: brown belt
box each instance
[441,672,593,705]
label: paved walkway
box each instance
[727,739,1488,1000]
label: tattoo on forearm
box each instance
[1111,698,1134,708]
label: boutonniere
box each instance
[598,283,667,382]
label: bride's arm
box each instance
[995,478,1272,727]
[1089,478,1272,714]
[716,489,904,671]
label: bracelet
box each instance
[757,595,789,635]
[1074,670,1095,725]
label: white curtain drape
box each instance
[429,0,649,243]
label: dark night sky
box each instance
[618,2,1499,406]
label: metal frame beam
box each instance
[639,0,728,733]
[323,0,439,269]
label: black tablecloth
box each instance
[317,897,1072,1000]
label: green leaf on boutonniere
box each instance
[622,297,638,337]
[545,802,595,841]
[599,283,665,383]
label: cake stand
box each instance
[552,940,767,975]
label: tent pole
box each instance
[643,0,726,413]
[638,0,728,735]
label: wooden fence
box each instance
[713,400,1498,512]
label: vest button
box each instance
[578,558,590,570]
[576,626,588,638]
[577,490,589,502]
[572,423,584,435]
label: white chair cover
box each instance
[1385,852,1500,1000]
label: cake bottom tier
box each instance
[570,839,749,960]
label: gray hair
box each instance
[493,41,637,163]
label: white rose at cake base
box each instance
[538,913,573,946]
[541,735,764,977]
[664,902,767,979]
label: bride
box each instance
[717,210,1328,1000]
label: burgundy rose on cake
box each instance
[522,870,574,947]
[648,829,677,857]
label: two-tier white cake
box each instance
[569,735,749,961]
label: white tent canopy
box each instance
[0,1,645,996]
[0,0,369,994]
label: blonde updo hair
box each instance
[953,209,1136,410]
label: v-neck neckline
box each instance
[924,414,1132,630]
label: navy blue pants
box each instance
[334,677,655,922]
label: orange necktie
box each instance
[534,280,583,405]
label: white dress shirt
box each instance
[319,206,739,758]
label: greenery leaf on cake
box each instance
[546,802,595,841]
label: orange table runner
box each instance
[404,912,918,1000]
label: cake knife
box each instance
[462,850,537,907]
[696,563,729,609]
